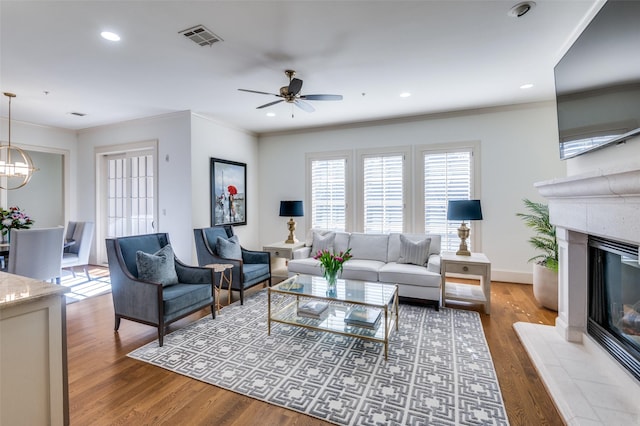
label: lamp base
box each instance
[456,221,471,256]
[284,217,298,244]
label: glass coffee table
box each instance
[268,274,399,360]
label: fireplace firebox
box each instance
[588,236,640,382]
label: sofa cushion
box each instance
[217,235,241,260]
[311,231,336,255]
[378,262,441,288]
[287,257,322,276]
[398,235,431,266]
[341,259,385,282]
[136,244,179,287]
[348,233,389,262]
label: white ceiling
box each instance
[0,0,600,135]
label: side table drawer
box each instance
[444,262,487,276]
[264,247,293,259]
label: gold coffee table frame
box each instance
[268,274,399,360]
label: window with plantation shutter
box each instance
[363,154,404,233]
[423,149,474,252]
[310,157,347,231]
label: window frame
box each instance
[356,146,411,233]
[305,150,354,233]
[415,141,481,252]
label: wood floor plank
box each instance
[65,273,563,425]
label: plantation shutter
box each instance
[424,150,472,252]
[363,154,404,233]
[311,158,346,231]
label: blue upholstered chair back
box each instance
[116,233,170,278]
[202,226,232,254]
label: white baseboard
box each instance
[492,269,532,284]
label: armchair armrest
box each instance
[293,246,311,259]
[175,258,214,284]
[427,254,441,274]
[241,248,270,265]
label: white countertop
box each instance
[0,271,68,308]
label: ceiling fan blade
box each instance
[288,78,303,96]
[294,99,315,113]
[300,94,343,101]
[256,99,284,109]
[238,88,280,96]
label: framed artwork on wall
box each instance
[211,158,247,226]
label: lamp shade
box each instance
[447,200,483,221]
[279,200,304,217]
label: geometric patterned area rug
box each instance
[128,289,509,425]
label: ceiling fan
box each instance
[238,70,342,114]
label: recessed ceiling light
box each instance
[520,83,534,89]
[266,112,276,117]
[101,31,121,42]
[400,92,411,98]
[508,2,536,18]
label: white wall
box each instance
[76,111,260,265]
[77,112,193,262]
[0,118,77,227]
[565,134,640,176]
[190,114,260,255]
[258,102,566,283]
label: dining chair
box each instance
[8,227,65,282]
[62,221,94,280]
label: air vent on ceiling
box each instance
[179,25,223,47]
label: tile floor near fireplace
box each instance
[516,323,640,425]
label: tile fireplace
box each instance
[515,164,640,425]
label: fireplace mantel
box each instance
[514,164,640,424]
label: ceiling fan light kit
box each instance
[238,69,343,116]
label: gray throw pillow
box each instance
[397,235,431,266]
[217,235,242,260]
[311,231,336,255]
[136,244,179,286]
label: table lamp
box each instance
[447,200,483,256]
[280,201,304,243]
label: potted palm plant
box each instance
[517,199,558,311]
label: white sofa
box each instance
[287,230,441,309]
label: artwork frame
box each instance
[211,158,247,226]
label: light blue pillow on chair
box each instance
[136,244,179,286]
[217,235,242,260]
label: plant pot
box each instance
[532,262,558,311]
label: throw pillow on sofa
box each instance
[217,235,242,260]
[311,231,336,255]
[397,235,431,266]
[136,244,179,286]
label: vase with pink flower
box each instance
[0,206,35,244]
[314,248,353,293]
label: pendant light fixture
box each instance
[1,92,37,190]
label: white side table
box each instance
[262,241,306,278]
[440,252,491,314]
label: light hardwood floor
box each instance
[66,275,563,425]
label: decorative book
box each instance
[297,301,329,318]
[344,307,381,329]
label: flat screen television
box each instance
[555,0,640,160]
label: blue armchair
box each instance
[106,233,215,346]
[193,226,271,305]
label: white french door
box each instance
[96,141,158,264]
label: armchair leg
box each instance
[210,305,215,319]
[240,288,244,305]
[114,316,121,331]
[158,328,164,347]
